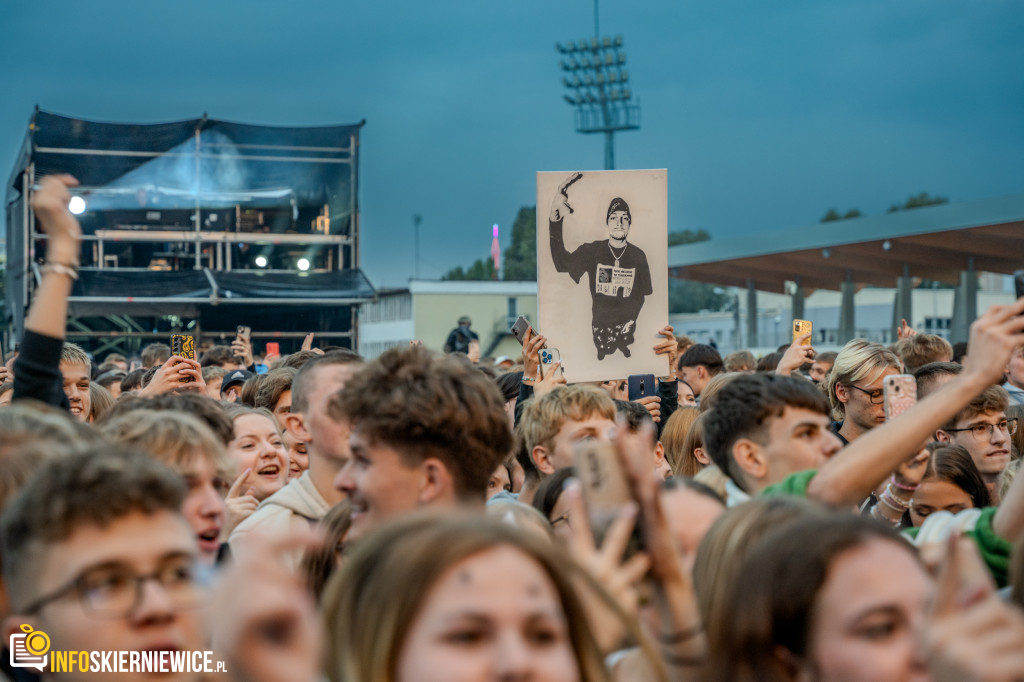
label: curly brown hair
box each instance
[329,346,512,503]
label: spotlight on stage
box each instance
[68,196,87,215]
[297,257,310,272]
[255,255,268,268]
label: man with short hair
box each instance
[140,342,171,369]
[517,384,617,504]
[808,350,837,384]
[1,447,208,682]
[231,351,363,562]
[913,361,963,399]
[202,366,228,400]
[895,333,953,373]
[101,352,128,372]
[723,350,755,373]
[332,346,512,540]
[675,344,723,401]
[824,339,901,445]
[705,373,842,504]
[1003,344,1024,406]
[200,345,245,371]
[59,343,92,422]
[936,385,1014,494]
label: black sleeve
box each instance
[656,378,678,439]
[549,220,589,283]
[513,381,535,429]
[12,330,70,411]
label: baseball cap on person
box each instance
[458,316,472,325]
[221,369,254,392]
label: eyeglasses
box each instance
[20,556,207,619]
[845,384,885,404]
[550,512,571,528]
[944,418,1018,441]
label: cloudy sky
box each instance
[1,0,1021,287]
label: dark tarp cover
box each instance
[215,270,374,300]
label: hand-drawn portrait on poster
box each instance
[537,170,668,383]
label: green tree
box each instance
[820,208,861,222]
[502,207,538,281]
[668,228,710,246]
[667,228,730,314]
[441,257,495,281]
[888,192,948,213]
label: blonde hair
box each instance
[88,383,115,422]
[698,372,741,413]
[660,406,700,476]
[519,384,616,454]
[60,342,91,370]
[321,512,624,682]
[693,464,728,502]
[825,339,900,420]
[100,409,233,477]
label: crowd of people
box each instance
[1,174,1024,682]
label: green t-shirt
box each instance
[760,470,1014,587]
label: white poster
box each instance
[537,169,668,383]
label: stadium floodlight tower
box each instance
[556,34,640,170]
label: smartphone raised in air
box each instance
[573,440,643,559]
[627,374,657,401]
[883,374,917,420]
[539,347,563,379]
[792,319,812,346]
[510,315,532,345]
[170,334,196,384]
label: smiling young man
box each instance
[1,447,208,682]
[331,346,512,541]
[59,343,92,422]
[936,385,1014,499]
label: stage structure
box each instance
[4,108,374,357]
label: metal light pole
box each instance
[556,34,640,170]
[412,214,422,279]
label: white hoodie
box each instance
[229,470,330,569]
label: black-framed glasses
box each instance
[846,384,885,404]
[550,512,571,528]
[20,555,207,619]
[944,418,1018,441]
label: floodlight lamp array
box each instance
[556,34,634,109]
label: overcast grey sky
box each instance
[2,0,1021,287]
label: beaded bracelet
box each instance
[870,502,901,526]
[880,485,911,511]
